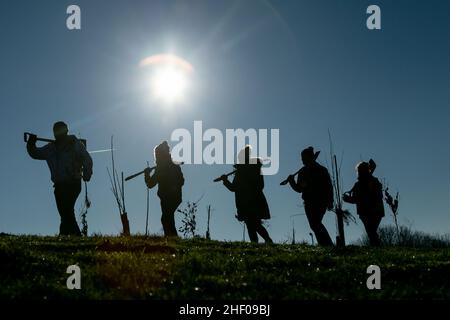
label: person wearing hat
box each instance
[144,141,184,237]
[219,145,273,244]
[287,146,334,246]
[343,159,384,246]
[26,121,93,236]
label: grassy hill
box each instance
[1,235,449,299]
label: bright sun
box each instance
[140,53,194,106]
[151,67,187,104]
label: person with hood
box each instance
[144,141,184,237]
[219,145,273,244]
[26,121,93,236]
[343,159,384,246]
[286,146,334,246]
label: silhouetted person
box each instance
[26,121,93,236]
[220,146,273,244]
[343,160,384,246]
[145,141,184,237]
[287,147,334,246]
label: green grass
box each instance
[1,235,449,299]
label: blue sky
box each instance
[1,0,449,243]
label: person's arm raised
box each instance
[144,167,158,189]
[222,176,236,192]
[26,135,50,160]
[288,174,303,193]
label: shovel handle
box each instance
[125,162,184,182]
[213,170,236,182]
[280,169,301,186]
[125,167,154,181]
[23,132,86,147]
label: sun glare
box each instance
[151,67,187,104]
[141,53,194,106]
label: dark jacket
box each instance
[290,162,334,207]
[223,162,270,220]
[27,135,93,184]
[343,176,385,218]
[145,162,184,204]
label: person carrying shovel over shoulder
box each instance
[285,146,334,246]
[144,141,184,237]
[26,121,93,236]
[218,145,273,244]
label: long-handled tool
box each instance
[125,161,185,181]
[24,131,115,154]
[212,157,272,183]
[24,132,87,147]
[213,170,236,182]
[125,166,156,181]
[280,169,301,185]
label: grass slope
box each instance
[1,235,449,299]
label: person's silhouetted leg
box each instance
[362,216,382,246]
[245,219,259,243]
[305,204,333,246]
[161,200,179,237]
[54,181,81,236]
[67,213,81,235]
[254,220,273,243]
